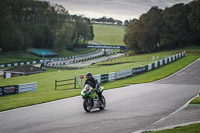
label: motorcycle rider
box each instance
[84,72,103,102]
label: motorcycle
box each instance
[81,84,106,112]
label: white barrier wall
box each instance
[76,51,186,86]
[165,58,168,64]
[182,51,185,56]
[176,54,179,59]
[148,64,152,71]
[18,82,37,93]
[93,74,101,84]
[169,57,171,63]
[116,69,132,79]
[154,61,158,68]
[179,53,182,58]
[108,72,116,82]
[172,55,175,61]
[160,60,163,66]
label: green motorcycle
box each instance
[81,84,106,112]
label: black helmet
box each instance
[86,72,92,79]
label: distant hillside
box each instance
[93,24,125,46]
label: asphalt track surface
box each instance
[0,59,200,133]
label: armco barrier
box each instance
[18,82,37,93]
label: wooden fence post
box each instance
[55,80,57,90]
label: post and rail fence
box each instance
[55,78,76,90]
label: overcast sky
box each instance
[46,0,192,22]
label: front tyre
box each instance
[99,95,106,110]
[83,98,93,112]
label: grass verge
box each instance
[190,90,200,104]
[145,123,200,133]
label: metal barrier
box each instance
[55,78,76,90]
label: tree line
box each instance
[0,0,94,52]
[91,16,123,25]
[124,0,200,54]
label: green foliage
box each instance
[54,23,73,51]
[0,0,93,52]
[125,7,163,53]
[124,1,200,53]
[73,18,92,44]
[0,16,24,51]
[191,96,200,104]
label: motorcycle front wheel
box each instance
[99,95,106,110]
[83,98,93,112]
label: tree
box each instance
[54,23,73,51]
[0,0,94,52]
[124,7,163,53]
[124,0,200,53]
[160,3,190,49]
[188,0,200,46]
[73,18,92,44]
[0,16,24,51]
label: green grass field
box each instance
[0,46,199,111]
[93,24,125,46]
[145,123,200,133]
[190,90,200,104]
